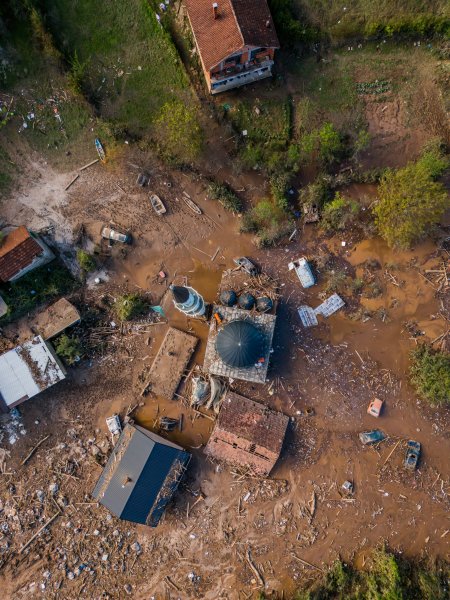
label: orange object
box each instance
[367,398,384,418]
[213,312,222,325]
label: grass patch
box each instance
[295,546,449,599]
[410,344,450,406]
[114,293,148,321]
[0,260,77,324]
[292,0,450,42]
[39,0,192,137]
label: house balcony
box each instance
[210,58,274,94]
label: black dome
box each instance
[215,320,264,368]
[219,290,237,307]
[238,292,255,310]
[256,296,273,312]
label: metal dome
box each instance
[256,296,273,312]
[215,320,264,368]
[219,290,237,307]
[237,292,255,310]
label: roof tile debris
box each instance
[205,391,289,476]
[0,226,43,282]
[184,0,279,71]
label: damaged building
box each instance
[92,423,190,527]
[204,391,289,476]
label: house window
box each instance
[232,442,238,448]
[225,54,241,64]
[250,47,265,60]
[249,443,256,454]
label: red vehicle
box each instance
[367,398,384,418]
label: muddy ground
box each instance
[0,47,450,598]
[0,133,449,599]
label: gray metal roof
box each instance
[92,424,190,526]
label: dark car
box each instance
[359,430,386,445]
[404,440,421,470]
[233,256,259,276]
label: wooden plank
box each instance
[79,158,99,171]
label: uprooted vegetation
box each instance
[241,198,293,247]
[207,181,243,213]
[293,547,449,599]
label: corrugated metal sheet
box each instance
[0,336,65,407]
[92,424,190,526]
[289,258,315,289]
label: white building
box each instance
[0,336,66,412]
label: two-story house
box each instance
[184,0,280,94]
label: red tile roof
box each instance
[184,0,279,72]
[0,226,43,282]
[205,391,288,475]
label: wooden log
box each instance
[211,247,220,262]
[21,435,50,466]
[291,553,324,572]
[79,158,99,171]
[64,174,80,191]
[246,549,265,586]
[19,511,60,553]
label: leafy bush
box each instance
[54,334,82,365]
[270,172,292,210]
[76,249,95,272]
[155,100,202,164]
[299,178,331,212]
[0,261,77,324]
[299,123,344,166]
[365,15,450,39]
[410,345,450,406]
[241,198,293,247]
[114,293,147,321]
[373,152,448,249]
[207,182,242,212]
[268,0,321,45]
[321,192,360,233]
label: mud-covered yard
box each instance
[0,132,448,598]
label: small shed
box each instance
[34,298,81,340]
[92,423,190,527]
[204,391,289,476]
[0,336,66,412]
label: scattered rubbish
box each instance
[95,138,106,162]
[342,480,353,494]
[233,256,259,276]
[213,311,223,325]
[106,414,122,436]
[404,440,421,470]
[288,257,316,288]
[191,376,210,407]
[149,193,167,215]
[314,293,345,317]
[367,398,384,418]
[359,430,386,445]
[159,417,179,431]
[297,306,318,328]
[205,376,226,413]
[136,173,149,187]
[94,277,101,284]
[303,201,319,223]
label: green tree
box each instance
[155,100,202,164]
[318,123,343,164]
[410,345,450,406]
[55,334,82,365]
[77,249,95,272]
[373,156,448,249]
[114,293,147,321]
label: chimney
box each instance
[212,2,218,19]
[121,476,132,488]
